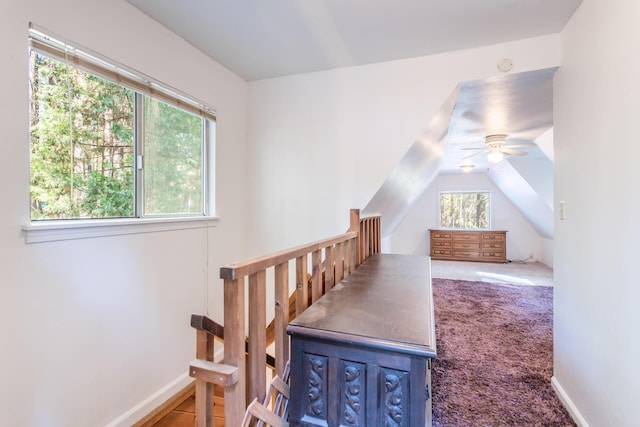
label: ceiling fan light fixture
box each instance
[488,150,504,163]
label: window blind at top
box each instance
[28,25,217,122]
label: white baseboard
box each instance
[104,372,194,427]
[551,376,589,427]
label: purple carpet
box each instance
[431,278,575,426]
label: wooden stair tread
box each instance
[146,384,224,427]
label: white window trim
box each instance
[22,216,219,244]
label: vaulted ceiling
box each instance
[128,0,580,82]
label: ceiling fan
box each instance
[462,134,536,163]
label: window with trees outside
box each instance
[28,28,215,221]
[439,191,490,229]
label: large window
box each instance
[28,27,214,221]
[440,191,490,229]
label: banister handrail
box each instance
[220,231,359,280]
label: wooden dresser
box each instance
[286,254,436,427]
[429,229,507,263]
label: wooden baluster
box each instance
[274,262,289,377]
[351,237,358,272]
[367,219,372,257]
[248,270,267,404]
[344,239,352,276]
[350,209,361,266]
[311,250,322,303]
[335,242,344,283]
[295,255,308,316]
[360,218,369,262]
[324,246,335,291]
[224,277,246,427]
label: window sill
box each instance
[22,216,220,244]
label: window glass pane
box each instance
[439,192,489,229]
[29,52,135,220]
[143,96,203,215]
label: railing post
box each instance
[224,277,246,427]
[248,270,267,404]
[274,262,290,377]
[194,329,214,427]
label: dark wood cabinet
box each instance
[287,254,436,426]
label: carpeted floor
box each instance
[431,278,575,426]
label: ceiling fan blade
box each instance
[501,148,527,156]
[504,142,536,148]
[505,136,538,143]
[463,149,488,160]
[462,111,485,125]
[463,126,487,134]
[461,147,485,151]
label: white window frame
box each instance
[23,25,218,243]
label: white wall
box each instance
[540,237,554,269]
[554,0,640,425]
[390,173,543,262]
[0,1,248,425]
[247,35,561,257]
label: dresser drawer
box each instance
[482,242,503,249]
[432,249,451,256]
[432,232,452,239]
[453,250,481,259]
[432,241,451,248]
[482,233,505,242]
[452,233,481,242]
[483,251,505,259]
[453,242,480,250]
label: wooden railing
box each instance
[194,209,380,426]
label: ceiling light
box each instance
[460,164,475,172]
[487,150,504,163]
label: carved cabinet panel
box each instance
[290,340,429,426]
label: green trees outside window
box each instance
[29,50,209,220]
[143,98,203,216]
[30,53,135,219]
[440,191,490,229]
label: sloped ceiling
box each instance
[365,68,556,239]
[127,0,581,81]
